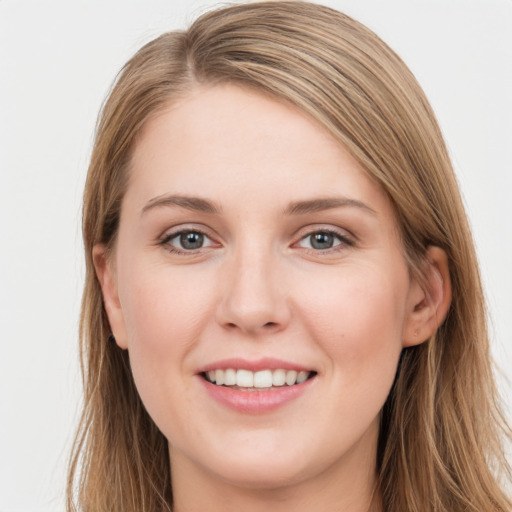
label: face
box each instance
[97,84,430,491]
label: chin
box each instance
[195,434,326,490]
[211,458,310,490]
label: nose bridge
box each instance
[216,235,290,333]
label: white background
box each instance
[0,1,511,511]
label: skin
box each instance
[95,84,451,512]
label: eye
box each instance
[161,229,217,253]
[296,230,351,251]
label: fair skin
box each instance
[95,84,451,512]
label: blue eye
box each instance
[297,230,349,251]
[163,230,215,252]
[178,231,205,250]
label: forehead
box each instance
[125,83,392,220]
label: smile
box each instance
[197,358,318,413]
[199,366,317,414]
[203,368,316,390]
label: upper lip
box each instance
[197,357,314,374]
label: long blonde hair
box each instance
[68,2,512,511]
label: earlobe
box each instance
[403,246,452,347]
[92,244,129,350]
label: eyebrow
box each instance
[283,197,376,216]
[141,194,376,217]
[141,194,222,216]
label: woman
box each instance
[67,2,512,511]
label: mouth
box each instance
[201,368,317,391]
[197,358,318,412]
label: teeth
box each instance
[272,369,286,386]
[224,368,236,385]
[253,370,272,388]
[204,368,313,388]
[285,370,297,386]
[236,369,254,387]
[296,371,309,384]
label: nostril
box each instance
[221,317,284,332]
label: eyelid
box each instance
[292,225,355,252]
[293,224,354,241]
[157,223,354,255]
[158,224,221,254]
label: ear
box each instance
[403,246,452,347]
[92,244,128,350]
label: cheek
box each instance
[298,265,408,381]
[116,264,217,435]
[119,262,214,356]
[115,261,217,406]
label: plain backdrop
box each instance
[1,1,511,511]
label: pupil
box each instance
[311,232,333,249]
[180,232,204,249]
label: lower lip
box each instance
[200,376,315,414]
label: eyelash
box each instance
[159,227,354,255]
[294,228,354,254]
[160,228,216,255]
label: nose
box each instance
[215,246,291,335]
